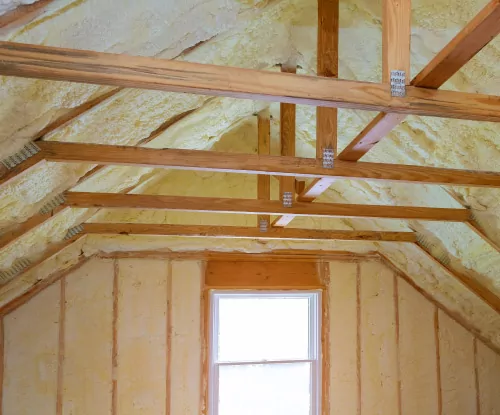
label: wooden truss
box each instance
[0,0,499,315]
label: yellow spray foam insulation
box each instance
[0,0,499,345]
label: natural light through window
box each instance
[209,291,321,415]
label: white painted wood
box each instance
[62,258,114,415]
[360,261,398,415]
[398,278,438,415]
[116,258,168,415]
[328,261,358,415]
[3,282,60,415]
[476,340,500,415]
[170,260,203,415]
[439,310,476,415]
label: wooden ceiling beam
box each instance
[0,109,196,254]
[38,142,500,188]
[338,0,500,161]
[83,222,416,242]
[1,42,500,122]
[65,192,470,222]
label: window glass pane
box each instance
[218,362,311,415]
[217,296,311,362]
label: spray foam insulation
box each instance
[0,0,499,347]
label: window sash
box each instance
[209,290,321,415]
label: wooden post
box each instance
[257,110,271,229]
[382,0,411,84]
[317,0,339,159]
[280,63,297,208]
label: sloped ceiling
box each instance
[0,0,499,346]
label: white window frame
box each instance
[208,290,322,415]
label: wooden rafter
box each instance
[0,0,54,32]
[415,241,500,314]
[83,223,417,243]
[0,253,92,316]
[0,152,44,187]
[0,234,84,285]
[0,206,67,251]
[0,109,196,252]
[37,142,500,188]
[378,252,500,354]
[64,192,471,222]
[1,42,500,121]
[337,0,500,161]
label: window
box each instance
[209,291,321,415]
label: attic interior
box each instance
[0,0,500,414]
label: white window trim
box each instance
[208,290,322,415]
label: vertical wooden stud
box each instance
[111,260,119,415]
[280,64,297,205]
[257,110,271,228]
[383,0,411,84]
[317,0,339,159]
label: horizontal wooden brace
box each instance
[83,222,416,242]
[1,42,500,121]
[65,192,471,222]
[38,142,500,188]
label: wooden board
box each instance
[39,141,500,188]
[476,341,500,414]
[0,0,55,32]
[67,193,471,222]
[316,0,338,157]
[170,261,203,415]
[338,0,500,161]
[0,153,44,188]
[411,0,500,88]
[83,222,417,243]
[398,278,439,415]
[205,260,321,289]
[275,0,339,227]
[360,261,398,415]
[329,261,359,415]
[116,259,168,415]
[0,206,67,250]
[383,0,411,83]
[438,310,476,415]
[257,111,271,227]
[62,258,114,414]
[336,113,406,161]
[1,42,500,121]
[3,282,60,415]
[279,64,297,205]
